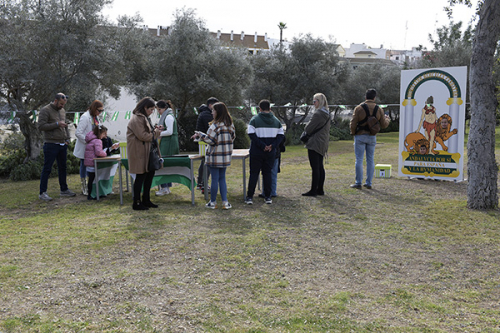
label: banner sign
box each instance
[398,66,467,181]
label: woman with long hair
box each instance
[302,93,331,196]
[126,97,163,210]
[192,102,235,209]
[73,100,104,195]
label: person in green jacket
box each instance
[156,100,179,196]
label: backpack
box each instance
[357,103,380,135]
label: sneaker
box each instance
[363,184,372,189]
[350,184,362,189]
[222,201,232,210]
[205,201,217,209]
[39,192,53,201]
[264,197,272,204]
[60,189,76,197]
[201,186,211,194]
[244,197,253,205]
[155,187,171,196]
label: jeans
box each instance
[307,149,325,194]
[209,166,228,202]
[261,157,279,197]
[354,134,377,186]
[40,143,68,194]
[79,159,87,178]
[247,153,274,198]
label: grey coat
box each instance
[304,108,331,156]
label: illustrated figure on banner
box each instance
[415,96,438,154]
[405,96,458,155]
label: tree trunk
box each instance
[18,112,43,162]
[467,0,500,209]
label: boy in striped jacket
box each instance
[245,100,284,205]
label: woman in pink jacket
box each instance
[84,125,108,200]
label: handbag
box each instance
[300,117,330,143]
[148,139,163,171]
[299,131,310,143]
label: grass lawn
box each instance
[1,131,500,332]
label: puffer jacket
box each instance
[84,131,107,167]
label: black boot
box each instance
[132,199,149,210]
[142,200,158,208]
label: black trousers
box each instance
[247,153,274,198]
[307,149,325,194]
[133,170,156,202]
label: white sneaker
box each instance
[155,187,171,196]
[39,192,53,201]
[222,201,232,210]
[205,201,217,209]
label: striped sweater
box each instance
[200,122,235,168]
[247,112,284,156]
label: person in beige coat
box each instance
[126,97,163,210]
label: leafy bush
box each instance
[285,123,306,146]
[177,113,198,152]
[0,132,80,181]
[233,118,250,149]
[330,118,352,141]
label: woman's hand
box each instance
[191,131,201,140]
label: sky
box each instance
[101,0,478,50]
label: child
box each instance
[191,102,235,209]
[84,125,108,200]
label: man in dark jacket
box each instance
[245,99,284,205]
[196,97,218,190]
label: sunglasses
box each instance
[97,109,104,112]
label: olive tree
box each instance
[0,0,143,160]
[128,8,252,120]
[247,34,340,130]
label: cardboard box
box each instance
[375,164,392,178]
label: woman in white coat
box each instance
[73,100,104,195]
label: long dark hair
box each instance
[133,97,156,116]
[212,102,233,127]
[157,99,175,111]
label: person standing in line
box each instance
[126,97,163,210]
[38,93,76,201]
[302,93,331,197]
[84,125,108,200]
[191,102,235,209]
[349,88,390,189]
[259,139,285,198]
[245,99,284,205]
[156,100,179,196]
[195,97,219,192]
[73,100,104,196]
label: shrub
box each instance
[330,118,352,141]
[0,132,80,181]
[177,113,198,152]
[233,118,250,149]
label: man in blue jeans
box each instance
[349,89,390,189]
[38,93,76,201]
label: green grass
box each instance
[0,131,499,332]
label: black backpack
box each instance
[357,103,380,135]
